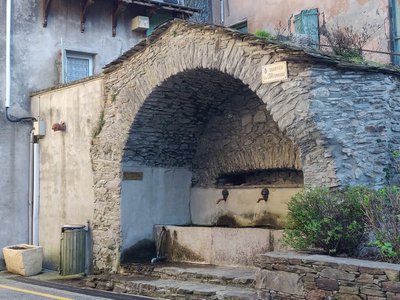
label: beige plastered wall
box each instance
[30,77,104,270]
[191,187,303,228]
[212,0,392,63]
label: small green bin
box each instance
[60,224,86,275]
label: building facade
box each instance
[211,0,400,65]
[0,0,208,270]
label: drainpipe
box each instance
[220,0,224,25]
[28,131,34,244]
[6,0,11,109]
[32,142,40,246]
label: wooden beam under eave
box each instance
[112,0,127,37]
[43,0,53,27]
[81,0,95,33]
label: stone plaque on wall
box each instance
[262,61,288,83]
[123,172,143,180]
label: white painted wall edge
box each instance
[33,143,40,246]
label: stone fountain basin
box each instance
[3,244,43,276]
[154,225,288,267]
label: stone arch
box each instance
[90,20,338,272]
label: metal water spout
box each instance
[216,189,229,204]
[257,188,270,203]
[151,226,168,264]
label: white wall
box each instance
[31,77,104,270]
[120,164,192,251]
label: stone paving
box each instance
[87,263,258,299]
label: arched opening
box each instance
[120,69,303,263]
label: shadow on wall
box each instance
[120,239,156,264]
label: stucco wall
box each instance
[30,77,104,270]
[0,0,31,270]
[120,164,192,262]
[212,0,391,63]
[190,187,303,228]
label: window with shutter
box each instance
[294,8,319,48]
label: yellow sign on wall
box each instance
[262,61,288,83]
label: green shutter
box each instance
[294,13,303,34]
[230,21,248,33]
[392,0,400,65]
[147,14,173,36]
[295,8,319,48]
[302,9,319,48]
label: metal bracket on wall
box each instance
[42,0,53,27]
[81,0,95,33]
[112,0,127,37]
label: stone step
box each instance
[120,263,256,288]
[87,275,259,300]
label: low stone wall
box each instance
[255,252,400,300]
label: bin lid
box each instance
[62,224,85,231]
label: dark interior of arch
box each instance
[124,68,303,187]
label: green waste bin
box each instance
[60,225,86,275]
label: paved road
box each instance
[0,277,155,300]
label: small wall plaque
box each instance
[262,61,288,83]
[123,172,143,180]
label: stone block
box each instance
[315,278,339,291]
[359,267,385,275]
[320,267,355,281]
[339,285,359,294]
[385,270,400,282]
[387,292,400,300]
[356,273,374,284]
[338,263,359,273]
[3,244,43,276]
[359,287,385,297]
[335,294,362,300]
[256,269,303,296]
[306,289,326,300]
[383,282,400,293]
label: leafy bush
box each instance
[362,186,400,263]
[320,24,375,62]
[254,30,273,40]
[283,187,365,255]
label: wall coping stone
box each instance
[256,251,400,271]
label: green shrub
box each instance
[362,186,400,263]
[283,187,365,255]
[254,30,273,40]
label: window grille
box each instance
[62,51,94,84]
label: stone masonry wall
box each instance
[192,86,301,186]
[125,69,301,187]
[90,20,400,272]
[255,252,400,300]
[308,67,400,187]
